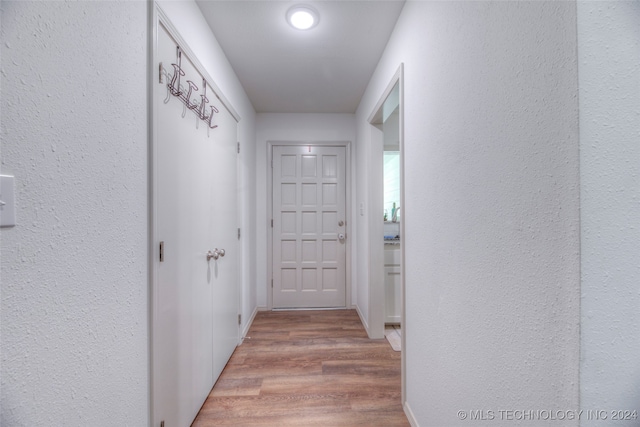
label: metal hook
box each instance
[208,106,219,129]
[168,64,184,96]
[198,79,209,120]
[185,80,199,110]
[164,46,221,133]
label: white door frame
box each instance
[267,140,352,310]
[367,64,405,402]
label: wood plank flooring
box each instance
[192,309,409,426]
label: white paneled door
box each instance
[272,145,347,308]
[153,21,239,427]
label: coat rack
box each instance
[163,46,219,130]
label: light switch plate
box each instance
[0,175,16,227]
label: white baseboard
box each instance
[404,401,419,427]
[355,304,371,336]
[385,315,401,324]
[240,306,260,341]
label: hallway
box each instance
[2,1,639,425]
[192,310,409,426]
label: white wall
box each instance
[356,2,581,425]
[255,113,356,308]
[157,0,258,332]
[578,2,640,424]
[1,1,149,425]
[1,1,258,425]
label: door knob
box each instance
[338,233,345,242]
[206,248,226,261]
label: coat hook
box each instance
[185,80,198,110]
[169,63,185,96]
[208,105,219,129]
[198,80,209,120]
[164,46,221,133]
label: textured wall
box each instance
[1,1,149,425]
[356,1,580,425]
[578,2,640,424]
[255,113,357,308]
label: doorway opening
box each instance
[366,64,404,396]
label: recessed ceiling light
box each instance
[286,5,319,30]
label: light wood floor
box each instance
[192,309,409,426]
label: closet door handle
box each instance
[207,248,225,261]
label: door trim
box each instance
[266,141,352,311]
[366,64,405,404]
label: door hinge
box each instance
[238,314,242,325]
[159,62,163,84]
[271,279,273,288]
[160,421,165,427]
[271,219,273,228]
[159,241,164,262]
[237,142,240,154]
[238,228,241,239]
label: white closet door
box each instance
[153,21,238,427]
[209,92,239,382]
[272,145,347,308]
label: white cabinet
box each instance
[384,248,401,324]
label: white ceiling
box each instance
[195,0,405,114]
